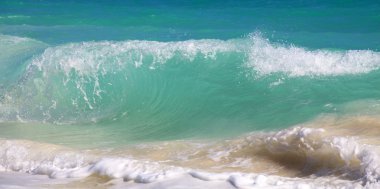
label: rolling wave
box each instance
[1,34,380,131]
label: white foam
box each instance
[246,35,380,77]
[1,124,380,188]
[26,35,380,84]
[30,39,240,77]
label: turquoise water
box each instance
[1,0,380,48]
[2,1,380,188]
[0,0,380,146]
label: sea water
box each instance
[0,1,380,188]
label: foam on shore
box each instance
[1,115,380,188]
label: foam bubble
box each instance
[1,120,380,188]
[29,35,380,79]
[247,35,380,77]
[30,39,240,76]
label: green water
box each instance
[0,35,379,148]
[0,0,380,147]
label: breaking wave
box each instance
[1,34,380,127]
[1,115,380,188]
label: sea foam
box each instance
[1,119,380,188]
[26,34,380,78]
[247,35,380,76]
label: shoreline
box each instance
[0,171,236,189]
[0,171,75,189]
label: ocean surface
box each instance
[1,0,380,188]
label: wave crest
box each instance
[247,35,380,76]
[1,35,380,124]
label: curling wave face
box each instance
[1,34,380,139]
